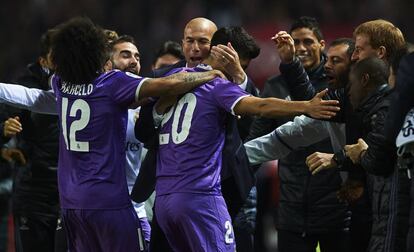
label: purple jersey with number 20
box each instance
[156,67,249,196]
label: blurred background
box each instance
[0,0,412,89]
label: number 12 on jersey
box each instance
[61,97,91,152]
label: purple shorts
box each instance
[155,193,235,251]
[62,206,146,251]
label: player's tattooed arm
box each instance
[138,70,226,99]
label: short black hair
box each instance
[290,16,323,41]
[153,41,184,65]
[39,29,56,58]
[210,26,260,60]
[351,57,389,86]
[330,38,355,59]
[51,17,107,84]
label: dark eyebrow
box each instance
[120,50,140,57]
[119,50,132,55]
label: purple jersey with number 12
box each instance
[156,66,249,196]
[51,70,147,209]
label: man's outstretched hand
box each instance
[304,89,340,119]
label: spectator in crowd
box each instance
[247,16,348,252]
[273,19,405,251]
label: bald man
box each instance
[182,18,217,67]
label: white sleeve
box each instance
[244,130,292,165]
[0,83,58,115]
[244,115,330,165]
[275,115,330,149]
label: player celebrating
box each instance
[38,17,223,251]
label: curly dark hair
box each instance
[210,26,260,61]
[39,28,57,58]
[51,17,107,84]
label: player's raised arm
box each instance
[0,82,57,115]
[137,70,225,100]
[234,89,339,119]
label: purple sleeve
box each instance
[109,71,148,106]
[211,78,250,115]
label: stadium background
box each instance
[0,0,412,89]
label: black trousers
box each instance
[278,229,350,252]
[14,212,67,252]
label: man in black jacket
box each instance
[382,51,414,251]
[10,29,66,252]
[0,105,21,251]
[339,57,409,252]
[247,17,348,252]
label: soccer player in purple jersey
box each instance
[153,26,340,251]
[47,17,225,252]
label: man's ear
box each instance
[104,60,113,72]
[319,39,326,52]
[377,46,387,60]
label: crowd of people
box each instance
[0,14,413,252]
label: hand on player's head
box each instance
[210,44,244,83]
